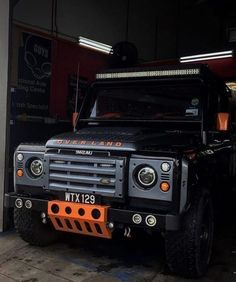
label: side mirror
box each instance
[216,112,229,131]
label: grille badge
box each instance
[100,177,111,185]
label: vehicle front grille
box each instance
[45,153,125,198]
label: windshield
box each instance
[85,83,203,121]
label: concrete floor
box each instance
[0,221,235,282]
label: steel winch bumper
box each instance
[5,193,181,237]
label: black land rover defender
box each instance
[5,65,234,278]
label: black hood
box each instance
[46,127,200,152]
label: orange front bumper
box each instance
[48,201,112,239]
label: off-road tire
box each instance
[14,207,58,246]
[165,189,214,278]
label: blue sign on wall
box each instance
[12,33,52,117]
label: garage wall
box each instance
[50,38,109,118]
[0,0,10,231]
[13,0,52,32]
[126,0,158,61]
[154,0,179,60]
[13,0,177,61]
[13,0,236,61]
[56,0,127,45]
[13,0,127,44]
[178,1,221,56]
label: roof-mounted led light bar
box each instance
[96,68,201,80]
[180,50,233,63]
[78,36,113,54]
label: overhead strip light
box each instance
[78,36,113,54]
[180,50,233,63]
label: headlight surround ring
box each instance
[28,158,44,178]
[134,165,157,189]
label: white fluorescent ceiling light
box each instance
[180,50,233,63]
[78,36,112,54]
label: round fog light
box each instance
[15,198,23,209]
[108,222,114,229]
[145,215,157,227]
[25,200,32,209]
[132,214,142,224]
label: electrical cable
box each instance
[51,0,54,35]
[54,0,58,37]
[125,0,130,41]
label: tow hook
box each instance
[124,226,132,238]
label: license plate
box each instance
[64,192,98,205]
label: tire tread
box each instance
[14,208,58,246]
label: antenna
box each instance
[73,62,80,132]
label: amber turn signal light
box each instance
[17,169,24,177]
[160,182,170,192]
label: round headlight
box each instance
[29,159,43,177]
[161,162,171,172]
[136,166,157,188]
